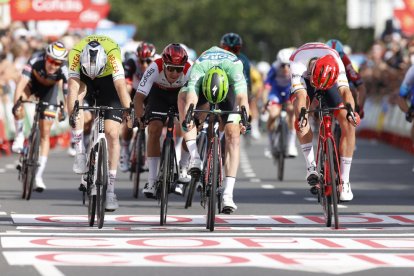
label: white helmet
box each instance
[80,41,107,79]
[275,47,295,67]
[46,41,68,61]
[256,61,271,76]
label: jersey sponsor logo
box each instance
[139,68,155,87]
[108,55,119,74]
[199,52,238,62]
[70,53,80,72]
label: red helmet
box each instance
[162,43,188,66]
[136,42,156,59]
[310,55,339,90]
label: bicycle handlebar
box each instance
[183,103,249,130]
[298,102,357,129]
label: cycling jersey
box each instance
[290,42,349,94]
[123,56,144,88]
[182,46,247,96]
[264,66,290,104]
[136,58,192,97]
[399,64,414,105]
[341,54,363,87]
[237,52,251,92]
[68,35,125,81]
[22,51,68,103]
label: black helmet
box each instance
[220,33,242,53]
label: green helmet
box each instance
[202,66,229,104]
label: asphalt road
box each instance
[0,135,414,276]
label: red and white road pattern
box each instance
[10,213,414,226]
[2,214,414,275]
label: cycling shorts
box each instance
[145,85,180,124]
[80,74,123,123]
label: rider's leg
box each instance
[142,120,163,196]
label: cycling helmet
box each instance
[137,42,156,59]
[220,32,243,53]
[326,39,345,58]
[162,43,188,66]
[80,41,107,79]
[310,55,339,90]
[275,47,295,67]
[202,66,229,104]
[46,41,68,61]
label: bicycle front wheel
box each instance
[326,138,340,229]
[133,129,146,198]
[206,137,219,232]
[25,128,40,200]
[96,139,108,229]
[317,141,332,227]
[160,139,172,226]
[277,120,287,181]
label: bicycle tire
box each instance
[277,119,287,181]
[160,139,171,226]
[326,138,340,229]
[87,149,96,227]
[21,154,28,199]
[25,128,40,200]
[333,122,341,153]
[133,129,145,198]
[96,138,108,229]
[317,140,332,227]
[207,137,218,231]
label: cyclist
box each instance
[134,43,192,198]
[12,41,68,192]
[119,42,156,172]
[290,42,359,201]
[67,35,133,211]
[178,46,249,213]
[220,33,259,139]
[263,47,298,158]
[326,39,367,118]
[397,64,414,172]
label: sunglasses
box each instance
[139,58,153,65]
[164,64,184,73]
[46,56,63,66]
[281,63,290,68]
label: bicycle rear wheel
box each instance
[87,150,96,227]
[277,120,287,181]
[317,141,332,227]
[326,139,340,229]
[160,139,172,226]
[25,128,40,200]
[96,139,108,229]
[206,137,218,231]
[133,129,146,198]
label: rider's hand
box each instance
[12,102,22,117]
[240,122,251,135]
[182,120,194,132]
[405,106,414,123]
[69,112,78,129]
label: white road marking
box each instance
[245,173,256,177]
[261,184,275,189]
[250,178,261,182]
[281,191,296,195]
[4,251,414,274]
[304,197,318,201]
[5,164,15,169]
[0,168,6,173]
[34,264,65,276]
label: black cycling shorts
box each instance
[304,79,343,108]
[80,74,123,123]
[145,85,180,123]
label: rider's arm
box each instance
[13,75,30,104]
[398,65,414,113]
[338,85,355,108]
[114,78,132,109]
[67,77,81,117]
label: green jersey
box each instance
[182,46,247,96]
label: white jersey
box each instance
[289,42,349,93]
[135,58,192,96]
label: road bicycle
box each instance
[74,100,133,229]
[184,103,248,231]
[146,107,180,226]
[16,97,64,200]
[298,91,357,229]
[129,121,147,198]
[266,97,290,181]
